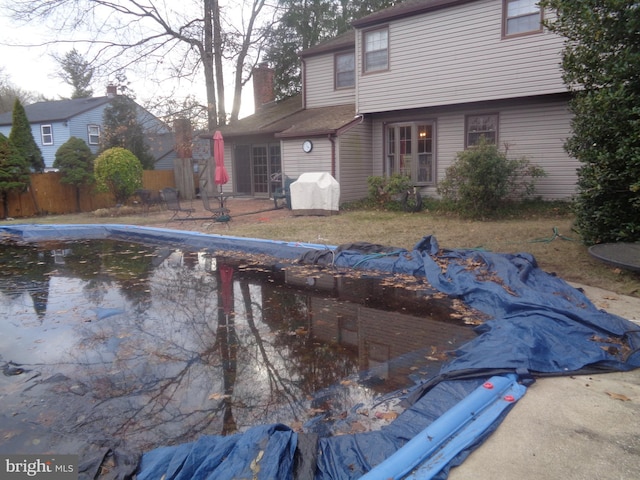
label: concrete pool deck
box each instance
[449,284,640,480]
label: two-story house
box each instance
[0,86,177,170]
[213,0,575,203]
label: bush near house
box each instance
[438,138,546,218]
[367,173,414,210]
[94,147,143,205]
[54,137,95,212]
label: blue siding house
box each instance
[0,90,176,170]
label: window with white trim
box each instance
[504,0,543,36]
[386,122,435,185]
[363,28,388,73]
[41,125,53,145]
[335,51,355,88]
[466,114,498,147]
[88,124,101,145]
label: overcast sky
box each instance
[0,12,255,118]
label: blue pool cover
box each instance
[2,224,640,479]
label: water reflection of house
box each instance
[263,269,476,392]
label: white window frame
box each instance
[503,0,543,37]
[88,124,101,145]
[466,114,499,147]
[335,51,355,89]
[363,27,389,73]
[41,125,53,145]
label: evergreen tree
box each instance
[540,0,640,244]
[54,136,95,212]
[0,133,30,218]
[57,49,94,99]
[101,95,155,170]
[9,99,45,172]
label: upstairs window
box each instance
[88,124,101,145]
[466,114,498,147]
[41,125,53,145]
[335,51,355,88]
[503,0,543,36]
[363,28,388,73]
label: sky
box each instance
[0,12,255,119]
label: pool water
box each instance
[0,239,477,455]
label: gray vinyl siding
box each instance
[336,120,374,202]
[371,97,577,200]
[37,122,70,169]
[282,138,333,179]
[68,106,108,154]
[356,0,565,114]
[304,53,356,108]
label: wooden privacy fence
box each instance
[2,170,177,219]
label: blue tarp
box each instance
[2,225,639,479]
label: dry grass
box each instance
[3,202,639,297]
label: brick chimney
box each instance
[106,84,117,98]
[252,62,275,111]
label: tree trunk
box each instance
[204,0,218,132]
[213,0,226,126]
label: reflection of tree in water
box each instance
[0,241,56,318]
[2,243,371,454]
[261,285,359,393]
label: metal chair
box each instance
[161,187,195,220]
[201,189,231,224]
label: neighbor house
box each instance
[0,86,177,170]
[211,0,575,203]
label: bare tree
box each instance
[0,68,38,112]
[2,0,275,129]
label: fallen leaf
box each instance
[606,391,631,402]
[375,411,398,421]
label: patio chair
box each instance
[201,189,231,224]
[161,187,195,220]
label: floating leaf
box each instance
[208,393,230,400]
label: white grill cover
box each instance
[290,172,340,215]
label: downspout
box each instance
[328,133,336,178]
[301,58,307,109]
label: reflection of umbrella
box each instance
[214,130,229,192]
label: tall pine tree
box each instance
[9,99,45,172]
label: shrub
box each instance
[94,147,143,205]
[437,139,546,218]
[367,174,413,209]
[54,137,95,212]
[0,133,31,218]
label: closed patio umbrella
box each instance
[213,130,229,209]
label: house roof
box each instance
[213,95,357,140]
[351,0,478,28]
[0,96,114,126]
[299,30,355,58]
